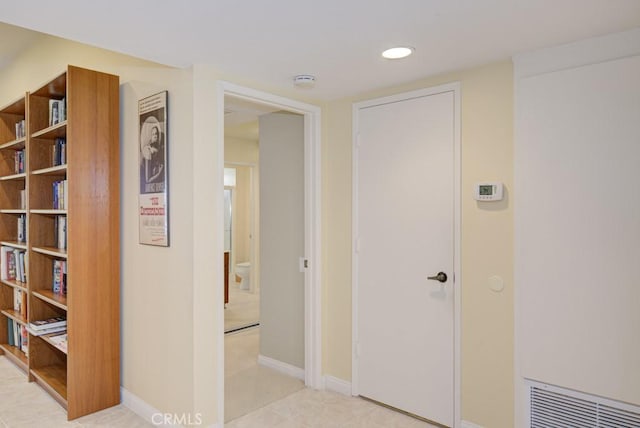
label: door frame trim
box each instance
[216,81,323,421]
[351,82,462,427]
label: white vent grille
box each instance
[529,383,640,428]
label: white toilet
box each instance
[235,262,251,290]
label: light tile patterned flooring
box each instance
[225,328,305,421]
[226,388,439,428]
[225,280,260,332]
[0,356,149,427]
[0,331,438,428]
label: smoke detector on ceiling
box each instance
[293,74,316,88]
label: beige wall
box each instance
[1,31,516,428]
[0,36,199,419]
[323,61,514,428]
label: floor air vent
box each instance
[529,381,640,428]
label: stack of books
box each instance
[27,316,66,336]
[48,333,67,353]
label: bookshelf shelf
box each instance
[0,172,26,181]
[32,246,67,259]
[31,121,67,139]
[32,290,67,311]
[0,343,28,371]
[30,209,66,215]
[39,333,67,355]
[32,365,68,407]
[1,309,27,325]
[0,66,119,420]
[32,165,67,176]
[0,241,27,250]
[1,279,27,292]
[0,137,26,150]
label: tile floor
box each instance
[224,280,260,333]
[224,327,438,427]
[0,356,149,427]
[0,337,438,428]
[225,328,304,421]
[226,387,439,428]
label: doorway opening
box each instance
[217,82,322,423]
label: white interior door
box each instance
[354,88,457,426]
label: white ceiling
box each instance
[1,1,639,100]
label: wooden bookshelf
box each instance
[1,278,28,292]
[0,94,29,378]
[39,333,67,355]
[32,290,67,311]
[0,66,120,420]
[1,308,27,325]
[32,364,68,408]
[0,343,28,371]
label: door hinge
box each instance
[299,257,309,272]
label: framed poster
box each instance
[138,91,169,246]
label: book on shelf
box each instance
[52,259,67,295]
[7,319,25,353]
[29,316,66,331]
[52,138,66,166]
[17,214,26,244]
[20,189,26,210]
[13,250,27,282]
[47,333,67,353]
[13,288,27,318]
[6,249,16,280]
[55,216,67,249]
[14,119,25,139]
[53,179,68,210]
[0,246,11,280]
[14,149,25,174]
[7,319,14,346]
[13,287,21,311]
[27,325,66,337]
[48,98,66,126]
[3,248,27,283]
[20,325,28,355]
[14,320,19,349]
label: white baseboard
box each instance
[257,354,305,380]
[121,387,169,426]
[323,375,352,396]
[461,421,485,428]
[121,387,221,427]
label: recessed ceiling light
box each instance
[382,46,414,59]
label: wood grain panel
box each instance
[65,65,120,420]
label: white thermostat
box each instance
[474,182,503,201]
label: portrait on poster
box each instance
[138,91,169,246]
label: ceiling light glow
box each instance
[382,46,414,59]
